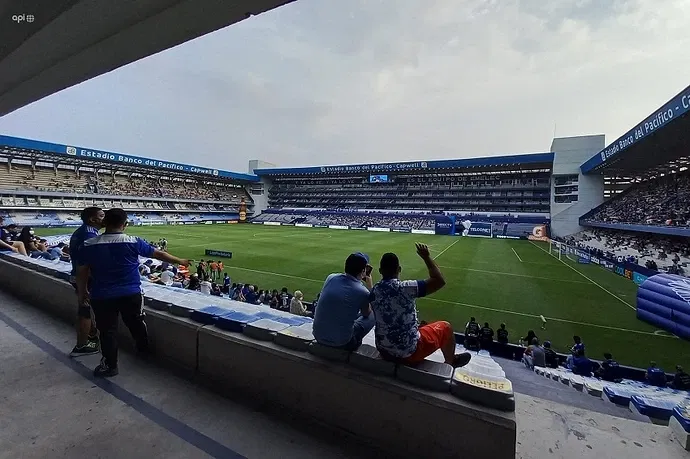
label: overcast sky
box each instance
[0,0,688,173]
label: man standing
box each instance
[313,252,374,351]
[370,243,471,367]
[76,208,190,377]
[69,207,105,356]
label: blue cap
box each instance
[352,252,370,264]
[543,341,551,348]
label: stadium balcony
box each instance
[0,161,252,205]
[267,171,551,213]
[0,251,521,458]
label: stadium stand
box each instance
[582,171,690,228]
[0,135,256,226]
[265,168,552,213]
[0,251,519,458]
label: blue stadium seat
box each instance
[397,360,453,392]
[273,326,314,352]
[271,315,312,326]
[215,310,273,333]
[630,395,680,424]
[190,305,236,325]
[308,342,350,362]
[243,318,290,341]
[603,385,634,406]
[670,403,690,450]
[349,344,396,376]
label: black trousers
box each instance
[91,294,148,368]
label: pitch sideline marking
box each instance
[528,241,636,311]
[432,239,460,260]
[511,247,523,263]
[217,265,663,337]
[422,297,668,338]
[437,265,590,284]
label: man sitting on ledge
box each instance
[370,243,471,368]
[313,252,375,351]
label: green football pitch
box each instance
[39,224,689,371]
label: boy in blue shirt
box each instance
[76,208,190,377]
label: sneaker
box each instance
[452,352,472,368]
[93,360,119,377]
[69,341,100,357]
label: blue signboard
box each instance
[581,85,690,173]
[0,135,259,182]
[434,216,456,235]
[254,152,554,176]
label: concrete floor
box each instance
[0,289,687,459]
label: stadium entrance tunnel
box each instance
[637,274,690,340]
[0,254,517,459]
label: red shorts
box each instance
[403,321,453,364]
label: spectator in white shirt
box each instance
[200,279,212,295]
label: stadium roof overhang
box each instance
[0,134,259,183]
[0,0,294,117]
[580,85,690,177]
[254,152,555,177]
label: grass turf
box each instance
[39,224,690,371]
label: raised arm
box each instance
[151,249,191,267]
[416,243,446,295]
[0,239,17,253]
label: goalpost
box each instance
[548,240,580,263]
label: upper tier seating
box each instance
[0,162,251,204]
[268,172,551,213]
[583,172,690,228]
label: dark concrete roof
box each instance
[0,0,294,116]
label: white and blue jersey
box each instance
[69,224,100,281]
[79,232,155,300]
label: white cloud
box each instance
[0,0,689,170]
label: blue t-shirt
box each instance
[647,367,667,387]
[0,227,11,251]
[369,278,428,358]
[79,232,155,300]
[70,224,100,280]
[313,273,371,347]
[571,356,593,376]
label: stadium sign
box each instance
[295,223,312,228]
[367,227,390,232]
[320,161,428,173]
[582,85,690,172]
[0,135,259,182]
[204,249,233,258]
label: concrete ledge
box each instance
[0,258,75,324]
[144,308,202,372]
[670,415,690,450]
[198,326,516,459]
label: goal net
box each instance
[548,240,584,263]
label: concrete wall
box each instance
[0,258,516,459]
[550,135,606,237]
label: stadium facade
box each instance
[1,84,688,240]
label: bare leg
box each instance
[12,241,27,256]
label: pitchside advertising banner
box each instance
[434,216,456,235]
